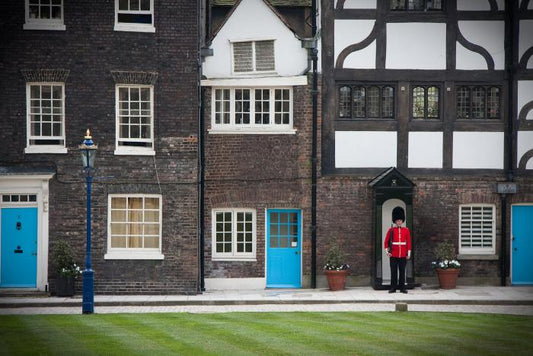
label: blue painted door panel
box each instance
[512,206,533,285]
[266,210,301,288]
[1,208,38,287]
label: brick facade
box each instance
[0,1,199,294]
[203,82,316,284]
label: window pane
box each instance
[456,86,470,119]
[144,236,159,248]
[255,89,270,124]
[353,87,365,118]
[472,87,486,119]
[111,236,127,248]
[235,89,250,124]
[390,0,405,10]
[412,87,425,118]
[382,86,394,118]
[367,87,380,118]
[488,87,500,119]
[339,86,351,118]
[427,86,439,118]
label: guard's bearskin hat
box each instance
[392,206,405,222]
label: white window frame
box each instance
[114,0,155,33]
[212,209,256,261]
[231,40,276,75]
[459,204,496,255]
[25,82,67,154]
[114,84,155,156]
[105,194,164,260]
[210,87,295,134]
[24,0,66,31]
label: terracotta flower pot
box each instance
[325,269,349,291]
[436,268,460,289]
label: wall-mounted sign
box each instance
[497,182,517,194]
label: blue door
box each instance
[512,206,533,285]
[1,208,38,287]
[266,209,301,288]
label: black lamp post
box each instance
[79,129,97,314]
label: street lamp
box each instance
[79,129,97,314]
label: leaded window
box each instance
[459,205,495,255]
[233,40,275,74]
[26,83,66,149]
[212,209,256,260]
[390,0,443,10]
[338,84,395,119]
[212,88,293,132]
[456,85,501,120]
[412,85,440,119]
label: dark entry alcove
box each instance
[369,167,416,290]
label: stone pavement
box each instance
[1,286,532,315]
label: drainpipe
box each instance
[197,0,206,293]
[502,0,517,286]
[310,0,318,289]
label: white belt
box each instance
[392,242,406,245]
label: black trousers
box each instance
[390,257,407,291]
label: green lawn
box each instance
[0,312,531,356]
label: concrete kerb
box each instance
[1,286,533,309]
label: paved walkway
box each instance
[1,286,532,315]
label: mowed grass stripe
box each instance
[112,314,215,355]
[79,314,187,356]
[181,312,296,355]
[18,315,103,356]
[1,312,532,356]
[200,312,329,355]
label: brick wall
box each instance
[203,82,315,282]
[0,1,199,294]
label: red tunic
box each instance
[384,226,412,258]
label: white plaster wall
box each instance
[520,20,533,69]
[342,0,376,9]
[517,131,533,169]
[203,0,308,79]
[457,0,505,10]
[518,81,533,121]
[335,20,376,69]
[386,23,446,70]
[408,132,443,168]
[452,132,504,169]
[456,21,505,70]
[335,131,397,168]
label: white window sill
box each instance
[104,251,164,260]
[212,256,257,262]
[114,24,155,33]
[114,148,155,156]
[25,146,67,154]
[209,128,296,135]
[23,23,66,31]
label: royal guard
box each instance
[384,207,412,293]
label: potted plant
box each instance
[431,240,461,289]
[51,240,81,297]
[323,241,350,291]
